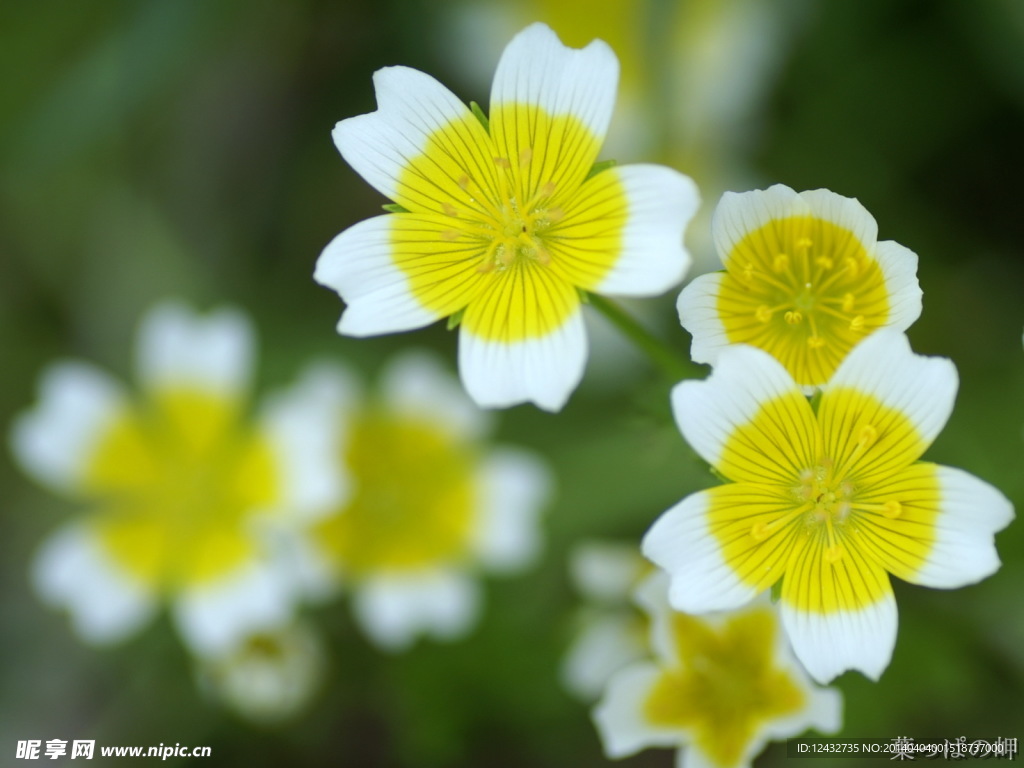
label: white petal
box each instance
[874,240,923,331]
[670,343,803,471]
[592,663,683,759]
[561,612,646,701]
[569,540,647,603]
[711,184,802,265]
[261,362,357,521]
[642,491,760,614]
[458,308,587,411]
[472,448,552,572]
[781,594,897,684]
[490,22,618,142]
[32,524,156,644]
[910,465,1014,588]
[379,349,492,440]
[593,164,700,296]
[136,300,254,396]
[352,570,480,652]
[825,330,957,446]
[332,65,479,203]
[315,216,440,337]
[10,362,127,493]
[677,272,728,366]
[798,188,879,252]
[174,561,296,657]
[632,570,683,666]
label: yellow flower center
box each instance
[84,389,279,590]
[717,216,890,386]
[644,608,806,767]
[711,387,942,613]
[389,105,627,342]
[314,411,477,576]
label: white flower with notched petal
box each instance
[11,301,342,657]
[315,22,699,412]
[299,351,552,651]
[642,330,1014,683]
[594,573,841,768]
[679,185,922,389]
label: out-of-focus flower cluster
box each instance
[11,301,551,722]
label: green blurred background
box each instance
[2,0,1022,765]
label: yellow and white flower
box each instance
[11,302,342,656]
[561,540,649,701]
[594,573,841,768]
[196,621,326,724]
[642,330,1014,683]
[678,185,922,388]
[298,351,552,651]
[314,22,699,411]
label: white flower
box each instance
[195,621,326,723]
[594,573,842,768]
[11,301,343,657]
[561,541,650,701]
[298,350,552,651]
[315,22,698,411]
[679,185,922,389]
[642,330,1014,682]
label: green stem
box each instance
[587,294,698,382]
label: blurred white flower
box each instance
[195,621,326,724]
[11,301,342,657]
[298,351,553,651]
[560,541,649,701]
[593,573,842,768]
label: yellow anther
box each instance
[785,310,803,325]
[476,260,496,274]
[857,424,878,448]
[742,263,755,283]
[824,545,845,563]
[493,156,511,169]
[442,202,459,218]
[545,207,565,223]
[796,237,813,249]
[755,305,773,323]
[773,253,790,272]
[844,256,860,277]
[458,174,471,190]
[882,500,902,519]
[519,147,533,167]
[539,181,557,198]
[849,315,865,331]
[535,247,551,266]
[440,230,460,242]
[807,335,825,349]
[842,293,856,312]
[815,256,834,270]
[751,522,773,541]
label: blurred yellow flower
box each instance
[594,573,840,768]
[643,331,1014,682]
[315,22,698,411]
[296,351,552,651]
[679,185,923,388]
[12,302,342,656]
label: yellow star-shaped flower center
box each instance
[644,608,806,768]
